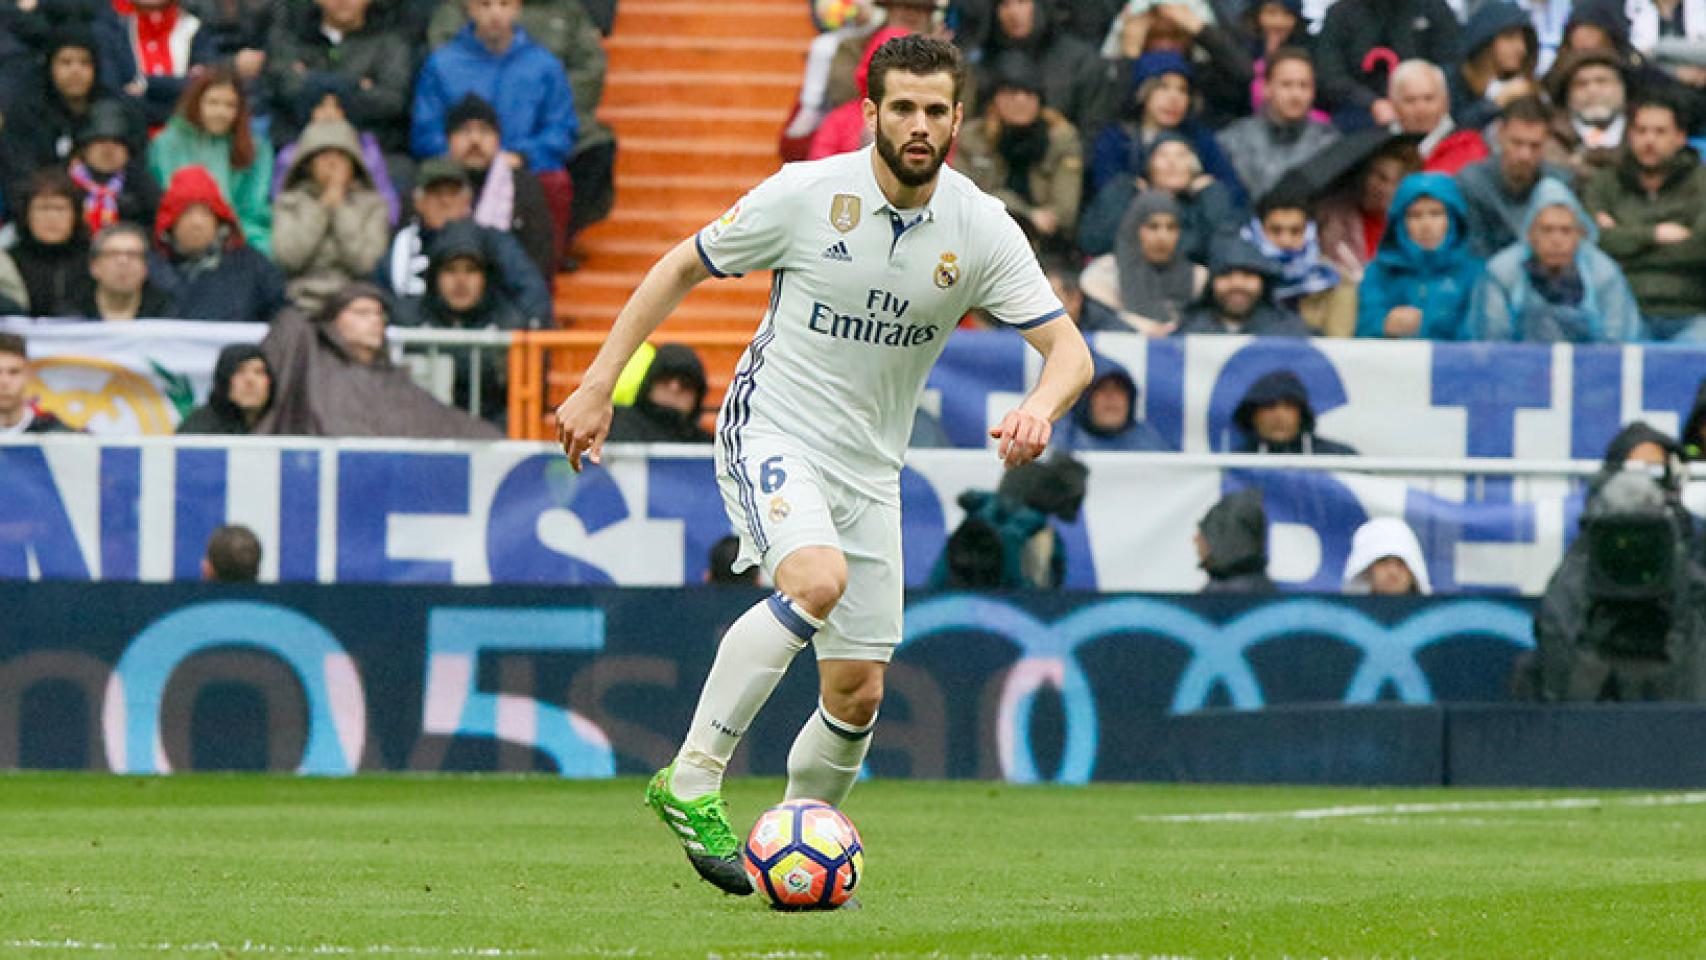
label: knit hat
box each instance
[988,50,1043,96]
[75,99,138,152]
[1130,50,1193,93]
[447,94,501,135]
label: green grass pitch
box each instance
[3,774,1704,958]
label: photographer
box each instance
[1532,423,1706,702]
[928,454,1087,590]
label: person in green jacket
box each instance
[1580,94,1706,341]
[145,66,275,256]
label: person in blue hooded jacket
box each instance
[1050,357,1172,453]
[1088,51,1246,207]
[411,0,578,176]
[1465,178,1643,342]
[1355,172,1483,340]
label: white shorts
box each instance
[716,430,904,662]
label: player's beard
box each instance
[875,123,951,188]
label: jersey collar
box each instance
[858,146,939,223]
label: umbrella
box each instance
[1267,128,1421,205]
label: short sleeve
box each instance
[974,210,1068,330]
[694,170,795,279]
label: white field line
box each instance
[1,940,550,958]
[1135,790,1706,823]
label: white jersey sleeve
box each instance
[972,209,1069,330]
[694,168,797,279]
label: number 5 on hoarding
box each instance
[420,608,615,776]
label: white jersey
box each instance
[697,146,1065,504]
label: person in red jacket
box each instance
[1389,59,1489,174]
[150,165,287,321]
[807,26,911,159]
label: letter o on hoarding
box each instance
[103,601,366,775]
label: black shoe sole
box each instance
[768,895,861,912]
[687,853,753,896]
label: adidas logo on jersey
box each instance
[821,241,853,262]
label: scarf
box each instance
[1113,191,1196,321]
[1240,217,1338,303]
[472,158,515,233]
[172,226,228,278]
[996,120,1051,202]
[1526,259,1585,305]
[69,161,125,236]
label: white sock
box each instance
[783,700,876,808]
[670,592,823,800]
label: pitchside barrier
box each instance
[8,434,1706,594]
[6,581,1703,787]
[0,583,1522,780]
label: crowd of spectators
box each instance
[0,0,614,330]
[790,0,1706,353]
[0,0,613,434]
[12,0,1706,439]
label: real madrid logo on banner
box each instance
[934,252,960,289]
[830,194,861,233]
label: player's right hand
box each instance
[555,387,613,473]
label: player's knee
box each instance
[823,676,884,728]
[782,552,848,620]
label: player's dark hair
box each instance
[205,524,262,583]
[866,34,966,106]
[0,332,26,361]
[1500,95,1553,126]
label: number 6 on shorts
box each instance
[760,455,787,493]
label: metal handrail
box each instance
[387,327,520,424]
[506,330,754,440]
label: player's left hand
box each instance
[990,409,1051,468]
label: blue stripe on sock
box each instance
[817,706,873,741]
[767,591,818,643]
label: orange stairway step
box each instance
[607,34,809,73]
[616,3,815,39]
[614,173,761,208]
[602,71,800,109]
[600,105,788,141]
[560,270,773,308]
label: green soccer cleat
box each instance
[644,765,753,896]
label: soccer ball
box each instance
[742,799,864,910]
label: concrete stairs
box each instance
[551,0,814,336]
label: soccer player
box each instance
[554,35,1094,897]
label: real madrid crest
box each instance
[934,252,960,289]
[830,194,861,233]
[768,495,792,523]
